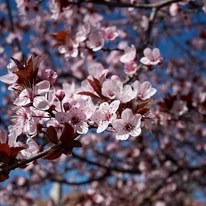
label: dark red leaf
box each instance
[10,146,26,157]
[12,57,35,87]
[136,99,152,115]
[60,123,74,145]
[0,144,11,156]
[78,91,100,99]
[47,126,58,144]
[87,78,103,97]
[70,140,82,148]
[10,57,24,70]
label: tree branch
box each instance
[72,152,141,174]
[0,143,62,174]
[78,0,181,9]
[50,169,110,186]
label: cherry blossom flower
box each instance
[87,62,108,80]
[49,0,61,20]
[84,13,103,26]
[140,48,163,65]
[58,36,79,58]
[101,79,122,100]
[76,23,91,43]
[169,3,181,16]
[101,26,119,41]
[170,100,188,116]
[112,108,142,140]
[140,15,149,31]
[132,80,157,100]
[16,0,44,19]
[91,100,120,133]
[55,101,89,134]
[124,61,138,75]
[102,79,136,103]
[41,69,57,85]
[67,107,88,134]
[86,31,104,51]
[120,44,136,64]
[12,107,38,138]
[14,80,50,110]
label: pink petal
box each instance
[140,57,150,65]
[143,48,152,59]
[97,121,109,133]
[121,108,134,121]
[130,127,141,137]
[115,133,130,140]
[35,80,50,95]
[33,96,49,110]
[152,48,160,60]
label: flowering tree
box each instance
[0,0,205,205]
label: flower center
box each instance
[125,123,133,132]
[71,116,80,125]
[104,113,112,121]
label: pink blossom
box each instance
[87,62,108,80]
[14,80,50,110]
[132,80,157,100]
[115,81,137,103]
[84,13,103,26]
[12,107,38,138]
[112,108,142,140]
[140,15,149,31]
[86,31,104,51]
[41,69,57,85]
[76,23,91,43]
[49,0,59,19]
[55,106,88,134]
[58,36,79,58]
[67,107,88,134]
[102,79,136,103]
[101,26,119,41]
[101,79,122,100]
[170,100,188,116]
[16,0,44,19]
[124,61,138,75]
[91,100,120,133]
[140,48,163,65]
[120,44,136,64]
[169,3,181,16]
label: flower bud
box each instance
[55,90,65,101]
[63,102,72,111]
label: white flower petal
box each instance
[97,120,109,133]
[33,96,49,110]
[116,133,129,140]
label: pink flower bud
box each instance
[63,102,72,111]
[55,90,65,101]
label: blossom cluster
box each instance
[0,52,158,161]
